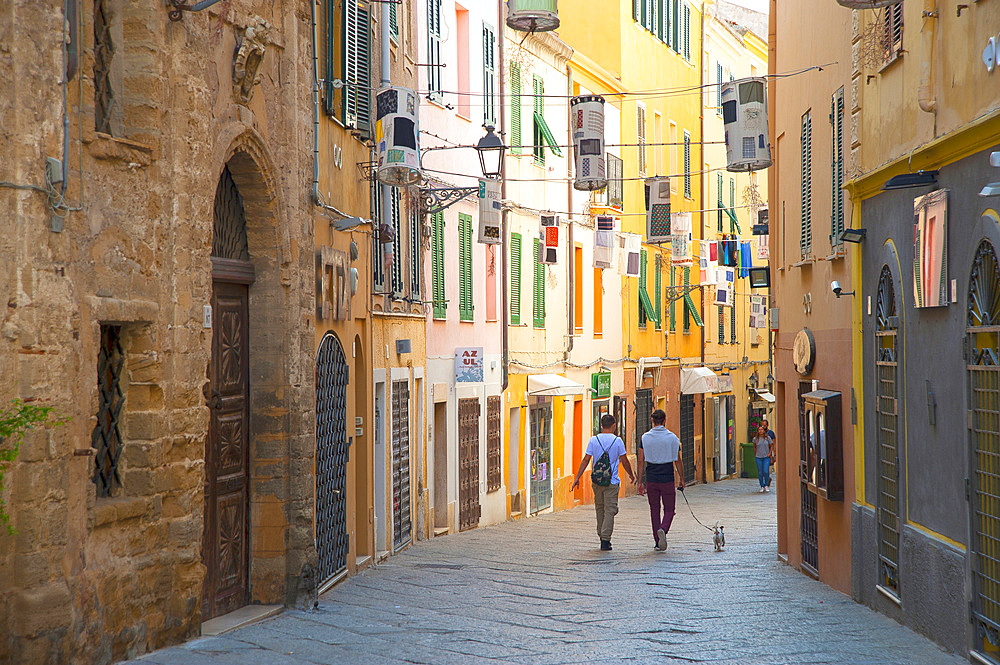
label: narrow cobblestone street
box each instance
[126,480,962,665]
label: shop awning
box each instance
[528,374,589,396]
[752,389,776,404]
[680,366,718,395]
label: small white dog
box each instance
[713,523,726,552]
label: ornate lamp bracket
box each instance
[419,186,479,215]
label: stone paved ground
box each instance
[126,480,964,665]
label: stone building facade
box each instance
[1,1,316,663]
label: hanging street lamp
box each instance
[475,125,506,179]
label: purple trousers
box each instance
[646,481,676,544]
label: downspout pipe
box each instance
[565,63,575,359]
[918,0,937,115]
[501,0,509,392]
[379,0,391,282]
[61,0,77,196]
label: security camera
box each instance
[831,281,843,297]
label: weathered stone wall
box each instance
[0,1,316,663]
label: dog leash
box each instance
[678,488,714,532]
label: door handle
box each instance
[209,390,222,410]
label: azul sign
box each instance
[455,347,484,383]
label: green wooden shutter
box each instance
[427,0,443,101]
[432,211,446,318]
[654,254,662,329]
[717,173,724,231]
[730,296,737,343]
[669,266,676,331]
[831,88,845,245]
[389,0,398,40]
[459,214,474,321]
[683,3,691,60]
[510,62,522,154]
[409,208,421,296]
[510,233,522,325]
[345,0,371,132]
[718,304,724,343]
[633,0,640,22]
[729,177,735,210]
[483,24,496,126]
[639,249,648,327]
[640,0,648,28]
[672,0,680,52]
[716,62,723,111]
[656,0,664,40]
[533,75,545,166]
[533,238,545,327]
[682,267,701,328]
[391,188,403,295]
[801,111,812,256]
[683,130,691,197]
[324,1,340,116]
[650,0,657,34]
[637,104,646,175]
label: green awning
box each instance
[684,293,703,327]
[720,200,741,234]
[639,286,657,323]
[534,111,564,156]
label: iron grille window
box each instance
[427,0,443,102]
[800,110,813,257]
[875,266,900,596]
[487,396,502,492]
[801,485,819,571]
[683,130,691,197]
[968,241,1000,649]
[680,394,695,483]
[483,24,496,126]
[94,0,115,135]
[882,3,903,64]
[831,87,845,246]
[92,325,124,497]
[607,154,624,207]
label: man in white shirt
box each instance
[638,408,685,551]
[570,414,635,551]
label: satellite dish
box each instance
[835,0,896,8]
[986,37,997,73]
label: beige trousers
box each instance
[592,482,620,541]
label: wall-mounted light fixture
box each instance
[839,227,867,243]
[979,152,1000,197]
[882,170,939,191]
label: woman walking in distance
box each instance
[638,409,685,551]
[753,424,775,493]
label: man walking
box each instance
[571,414,635,551]
[638,409,685,551]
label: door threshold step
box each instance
[509,511,522,519]
[433,527,450,537]
[202,604,282,636]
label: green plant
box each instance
[0,400,67,534]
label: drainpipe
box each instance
[699,0,707,373]
[918,0,937,115]
[501,0,509,392]
[565,64,575,360]
[380,0,392,280]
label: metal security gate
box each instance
[486,396,502,492]
[725,394,737,475]
[799,381,818,573]
[968,240,1000,657]
[875,267,900,597]
[315,334,350,584]
[391,381,411,550]
[530,403,552,514]
[459,398,481,531]
[680,394,696,484]
[634,388,653,454]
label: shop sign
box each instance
[455,347,484,383]
[713,373,734,393]
[591,371,611,399]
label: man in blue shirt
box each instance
[638,409,685,551]
[571,414,635,551]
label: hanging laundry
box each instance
[740,241,753,278]
[709,240,718,262]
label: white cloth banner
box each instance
[621,233,642,277]
[670,212,693,266]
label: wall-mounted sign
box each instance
[316,246,351,321]
[713,374,734,393]
[913,188,949,308]
[455,347,484,383]
[477,178,502,244]
[591,371,611,399]
[793,327,816,376]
